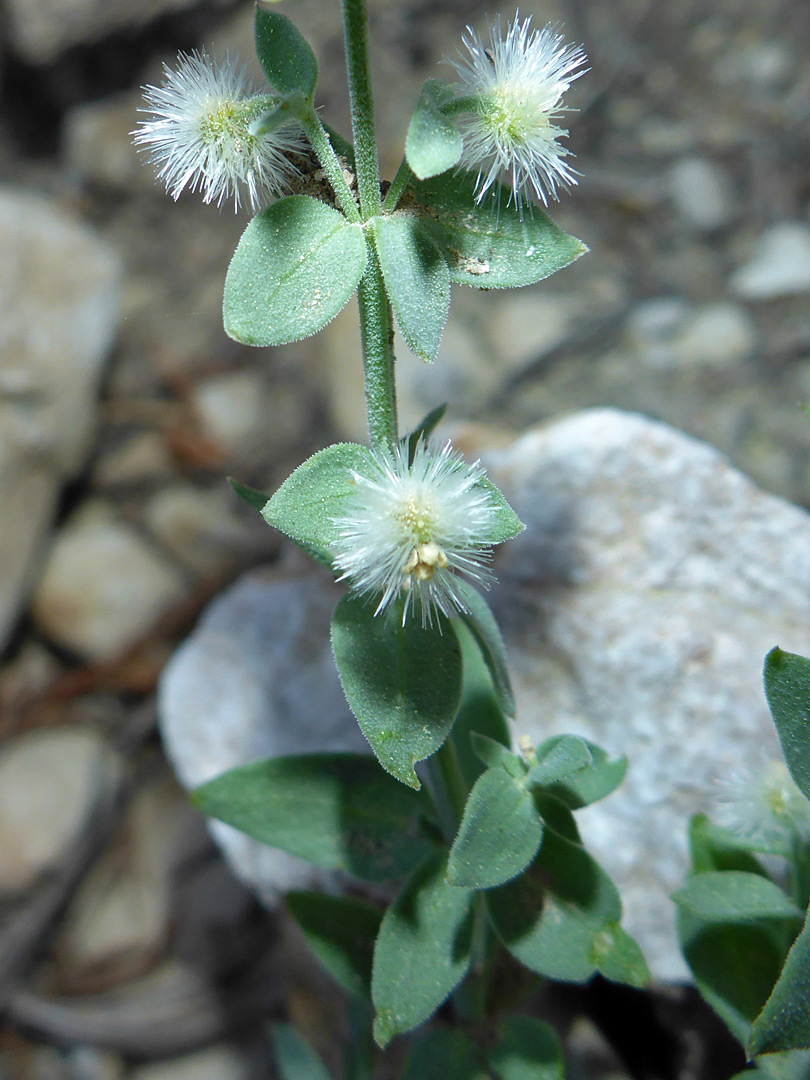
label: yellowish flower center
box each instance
[404,542,449,582]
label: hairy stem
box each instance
[357,243,398,450]
[341,0,382,220]
[297,106,361,223]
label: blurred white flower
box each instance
[450,15,587,210]
[133,50,306,211]
[332,440,501,626]
[713,756,810,850]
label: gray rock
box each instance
[667,155,733,231]
[31,503,186,660]
[7,0,232,63]
[483,409,810,980]
[0,189,121,651]
[158,570,367,907]
[730,222,810,299]
[0,728,116,897]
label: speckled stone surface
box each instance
[484,408,810,979]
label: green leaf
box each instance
[475,477,525,544]
[673,872,803,924]
[287,891,382,1000]
[750,905,810,1056]
[528,736,593,788]
[454,581,516,720]
[489,1016,564,1080]
[228,476,268,513]
[262,442,374,568]
[471,732,524,778]
[765,648,810,803]
[402,1028,488,1080]
[255,5,318,99]
[590,921,651,988]
[372,214,450,363]
[485,826,622,984]
[372,852,474,1046]
[331,593,463,789]
[405,80,464,181]
[404,403,447,465]
[193,753,434,881]
[224,195,367,346]
[407,170,587,289]
[677,908,790,1044]
[447,767,544,889]
[270,1023,332,1080]
[543,741,628,810]
[756,1050,810,1080]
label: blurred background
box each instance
[0,0,809,1076]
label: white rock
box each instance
[7,0,231,63]
[158,570,367,907]
[483,409,810,980]
[0,728,114,897]
[667,155,733,231]
[32,503,186,660]
[0,189,121,651]
[730,222,810,300]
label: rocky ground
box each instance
[0,0,809,1076]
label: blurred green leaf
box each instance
[750,905,810,1056]
[489,1016,564,1080]
[764,648,810,803]
[401,1028,488,1080]
[673,872,803,924]
[405,80,463,180]
[270,1023,332,1080]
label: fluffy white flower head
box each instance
[133,50,306,211]
[332,440,500,626]
[713,756,810,850]
[450,15,587,210]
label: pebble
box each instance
[31,503,187,660]
[159,570,367,907]
[0,727,115,897]
[189,372,267,462]
[129,1044,252,1080]
[63,94,148,191]
[144,485,260,574]
[54,776,191,991]
[666,155,733,231]
[730,222,810,300]
[482,408,810,979]
[0,188,121,652]
[627,299,755,370]
[92,432,176,489]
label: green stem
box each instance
[429,734,467,840]
[297,106,361,223]
[357,243,398,450]
[341,0,381,220]
[382,157,413,212]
